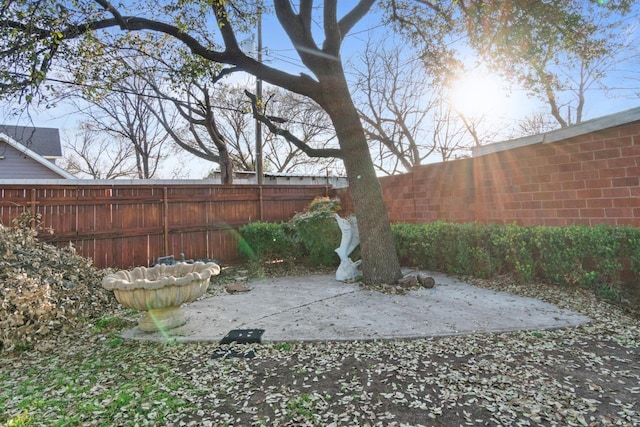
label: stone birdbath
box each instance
[102,261,220,332]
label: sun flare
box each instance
[448,68,511,118]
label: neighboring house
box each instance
[210,170,349,187]
[0,125,75,179]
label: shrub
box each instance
[237,221,294,261]
[392,221,640,289]
[237,197,345,267]
[290,197,342,267]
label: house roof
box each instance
[0,131,75,179]
[472,106,640,157]
[0,124,63,158]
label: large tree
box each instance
[4,1,627,284]
[0,0,403,285]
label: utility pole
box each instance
[255,5,264,185]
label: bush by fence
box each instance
[239,218,640,309]
[393,221,640,305]
[238,197,343,267]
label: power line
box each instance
[5,71,338,132]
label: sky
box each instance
[2,2,639,179]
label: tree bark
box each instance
[318,70,403,285]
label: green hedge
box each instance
[238,219,640,303]
[237,221,294,262]
[393,222,640,302]
[238,197,343,267]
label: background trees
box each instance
[63,123,138,179]
[386,0,639,128]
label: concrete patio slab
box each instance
[120,271,590,343]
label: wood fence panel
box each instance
[0,183,330,269]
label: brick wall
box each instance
[335,119,640,227]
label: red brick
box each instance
[561,180,585,190]
[580,208,605,217]
[536,164,559,175]
[542,200,564,209]
[574,169,598,180]
[519,183,540,192]
[603,136,633,148]
[558,163,583,173]
[557,209,580,218]
[586,199,612,208]
[521,201,542,210]
[593,128,621,140]
[599,168,627,179]
[544,218,570,226]
[620,145,640,156]
[577,188,603,199]
[541,182,563,192]
[509,175,530,186]
[602,187,631,198]
[551,171,575,182]
[618,124,640,137]
[518,210,538,218]
[606,208,632,218]
[594,148,622,160]
[566,134,593,144]
[527,156,550,167]
[585,179,612,189]
[556,142,582,153]
[554,190,577,200]
[532,191,554,201]
[579,140,605,152]
[548,154,571,165]
[563,199,586,209]
[570,151,594,162]
[624,218,640,227]
[532,145,558,158]
[612,198,640,208]
[612,176,639,187]
[626,166,640,177]
[608,156,637,168]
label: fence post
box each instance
[163,187,169,255]
[29,188,37,228]
[258,186,264,221]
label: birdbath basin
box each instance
[102,261,220,332]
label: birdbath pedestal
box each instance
[102,261,220,332]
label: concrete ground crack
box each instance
[238,289,358,327]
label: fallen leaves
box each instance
[0,221,639,425]
[0,221,121,352]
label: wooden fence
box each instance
[0,183,330,269]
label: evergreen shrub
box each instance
[392,221,640,304]
[238,197,343,267]
[237,221,294,261]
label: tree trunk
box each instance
[219,147,234,184]
[321,76,403,285]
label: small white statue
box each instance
[333,214,362,281]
